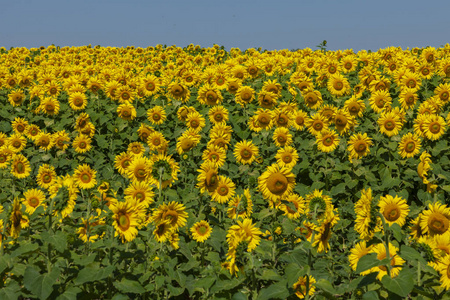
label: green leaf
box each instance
[56,287,82,300]
[355,253,384,274]
[362,290,379,300]
[232,291,248,300]
[10,241,39,258]
[389,223,403,242]
[380,267,414,297]
[315,278,337,295]
[256,281,289,300]
[167,284,184,297]
[258,269,282,281]
[400,245,427,265]
[0,281,21,300]
[330,182,346,196]
[111,294,129,300]
[24,266,60,300]
[74,262,115,285]
[41,230,68,253]
[113,278,146,294]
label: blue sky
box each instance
[1,0,449,51]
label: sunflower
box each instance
[235,86,255,107]
[227,218,262,251]
[293,275,316,299]
[73,164,97,189]
[198,83,223,106]
[77,216,105,243]
[74,112,90,131]
[140,75,160,97]
[253,108,273,131]
[401,70,421,91]
[116,85,134,103]
[417,151,432,184]
[8,133,27,153]
[8,90,25,107]
[114,151,134,176]
[258,164,295,202]
[197,161,219,194]
[124,181,155,207]
[369,242,405,281]
[176,130,201,155]
[333,109,355,135]
[234,140,259,164]
[275,146,298,169]
[137,123,154,142]
[316,129,340,153]
[0,147,12,169]
[72,134,92,153]
[212,176,236,204]
[148,153,179,189]
[399,88,418,110]
[168,81,190,102]
[177,106,197,122]
[349,241,373,272]
[434,83,450,104]
[9,198,28,239]
[398,132,421,158]
[11,154,31,179]
[354,188,381,240]
[432,231,450,259]
[127,142,145,157]
[227,79,241,95]
[257,90,278,109]
[436,254,450,290]
[191,220,212,243]
[11,117,29,135]
[302,88,323,110]
[378,111,402,137]
[202,146,226,168]
[344,96,365,118]
[147,106,166,125]
[420,203,450,236]
[292,109,308,131]
[117,102,136,121]
[126,155,151,183]
[110,200,140,242]
[22,188,46,214]
[227,189,253,219]
[262,79,282,97]
[423,114,446,141]
[185,111,206,132]
[39,97,60,116]
[52,130,70,151]
[152,201,188,230]
[105,80,121,100]
[369,90,392,113]
[279,193,305,219]
[208,105,229,124]
[68,92,88,110]
[306,113,329,136]
[272,127,293,148]
[313,211,340,253]
[379,194,409,226]
[327,73,350,96]
[272,109,292,128]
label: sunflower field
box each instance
[1,44,450,299]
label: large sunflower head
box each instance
[147,106,167,125]
[420,203,450,236]
[423,114,446,141]
[233,140,259,164]
[316,129,340,153]
[73,164,97,190]
[190,220,212,243]
[258,164,295,202]
[378,111,402,137]
[398,132,421,158]
[379,194,409,226]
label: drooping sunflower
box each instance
[73,164,97,189]
[23,188,46,214]
[9,198,29,239]
[152,201,188,230]
[148,153,180,189]
[369,242,405,281]
[378,194,409,227]
[275,146,299,169]
[420,203,450,236]
[72,134,92,154]
[313,211,340,253]
[191,220,212,243]
[257,90,278,109]
[417,151,432,185]
[197,161,219,194]
[258,164,295,202]
[378,111,402,137]
[273,127,293,148]
[423,114,446,141]
[52,130,71,151]
[293,275,316,299]
[176,129,201,155]
[233,140,259,164]
[68,92,88,110]
[212,176,236,204]
[316,129,340,153]
[147,106,167,125]
[11,154,31,179]
[110,200,140,243]
[235,85,255,107]
[398,132,421,158]
[167,81,190,102]
[354,188,382,240]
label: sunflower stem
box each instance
[417,261,421,287]
[378,212,392,277]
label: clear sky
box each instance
[1,0,449,52]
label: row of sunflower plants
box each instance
[0,44,450,299]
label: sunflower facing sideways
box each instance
[190,220,212,243]
[148,153,180,189]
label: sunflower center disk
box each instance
[429,213,449,235]
[430,123,440,134]
[118,214,130,230]
[383,204,400,222]
[266,173,288,195]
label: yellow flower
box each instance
[72,134,92,153]
[420,203,450,236]
[190,220,212,242]
[258,164,295,203]
[73,164,97,189]
[272,127,292,148]
[369,243,405,281]
[293,276,316,299]
[11,154,31,179]
[316,129,340,153]
[379,194,409,226]
[117,102,136,121]
[275,146,298,169]
[398,132,421,158]
[68,92,88,110]
[110,200,140,243]
[152,201,188,230]
[423,114,446,141]
[23,188,46,214]
[234,140,259,164]
[378,111,402,137]
[147,106,166,125]
[212,176,236,204]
